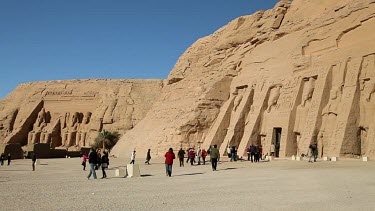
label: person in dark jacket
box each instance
[145,149,151,165]
[101,152,109,179]
[177,148,185,167]
[7,153,11,165]
[165,148,176,177]
[210,145,220,171]
[87,148,98,180]
[32,154,37,171]
[0,153,4,166]
[250,144,256,163]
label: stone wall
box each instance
[111,0,375,159]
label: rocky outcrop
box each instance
[0,79,164,154]
[112,0,375,159]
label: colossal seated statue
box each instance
[61,112,79,147]
[28,108,47,145]
[76,112,92,147]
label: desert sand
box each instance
[1,157,374,211]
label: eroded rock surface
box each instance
[112,0,375,159]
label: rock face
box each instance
[0,79,164,155]
[112,0,375,159]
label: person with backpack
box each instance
[210,145,220,171]
[188,149,195,166]
[101,151,109,179]
[87,148,98,180]
[178,148,185,167]
[201,149,207,165]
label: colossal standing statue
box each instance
[294,77,316,155]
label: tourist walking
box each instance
[307,145,313,163]
[197,147,202,165]
[145,149,151,165]
[254,145,260,162]
[7,153,11,165]
[250,144,256,162]
[186,148,191,163]
[259,145,263,160]
[87,148,98,180]
[227,145,231,160]
[230,146,236,162]
[210,145,220,171]
[165,148,175,177]
[130,150,136,164]
[82,154,88,170]
[0,153,4,166]
[188,149,195,166]
[313,144,318,162]
[201,148,207,165]
[32,154,37,171]
[178,148,185,167]
[95,150,101,170]
[246,146,250,161]
[101,152,109,179]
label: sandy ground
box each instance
[0,157,375,211]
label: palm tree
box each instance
[99,130,111,151]
[93,130,120,151]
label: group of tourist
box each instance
[183,147,207,166]
[245,144,263,162]
[0,153,11,166]
[85,148,110,180]
[163,145,221,176]
[307,144,319,163]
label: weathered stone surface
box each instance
[112,0,375,159]
[0,79,164,153]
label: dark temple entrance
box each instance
[273,128,282,157]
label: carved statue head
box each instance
[70,112,79,127]
[82,112,92,124]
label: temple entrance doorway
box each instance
[272,127,282,157]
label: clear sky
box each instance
[0,0,279,99]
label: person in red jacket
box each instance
[165,148,176,177]
[201,149,207,165]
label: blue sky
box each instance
[0,0,279,99]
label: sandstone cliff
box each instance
[112,0,375,159]
[0,79,164,152]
